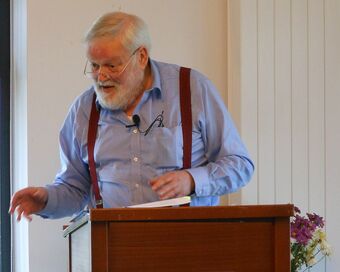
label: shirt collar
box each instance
[146,58,162,98]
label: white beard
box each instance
[94,70,144,111]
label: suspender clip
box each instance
[95,199,103,208]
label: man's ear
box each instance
[138,47,149,68]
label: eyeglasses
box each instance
[83,47,140,79]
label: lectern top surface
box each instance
[90,204,294,222]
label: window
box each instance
[0,1,11,271]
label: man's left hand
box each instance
[150,170,195,200]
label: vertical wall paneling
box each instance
[325,0,340,271]
[308,1,326,218]
[308,2,326,270]
[229,0,339,269]
[237,0,259,204]
[257,0,275,204]
[291,0,309,210]
[274,0,292,204]
[226,0,242,205]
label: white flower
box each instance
[307,256,317,266]
[320,240,332,256]
[313,229,325,240]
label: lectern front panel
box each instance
[106,219,274,271]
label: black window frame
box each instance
[0,1,11,271]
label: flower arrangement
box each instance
[290,206,331,271]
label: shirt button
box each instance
[133,129,138,134]
[133,157,139,162]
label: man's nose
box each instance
[96,68,110,82]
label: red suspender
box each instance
[179,67,192,169]
[87,67,192,208]
[87,94,103,208]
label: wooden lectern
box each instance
[63,204,293,272]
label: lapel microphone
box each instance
[125,114,140,128]
[125,111,164,136]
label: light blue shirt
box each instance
[41,59,254,218]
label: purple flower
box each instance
[290,207,322,246]
[294,206,301,214]
[291,219,313,245]
[307,213,324,228]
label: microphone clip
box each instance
[125,114,141,128]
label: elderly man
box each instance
[10,11,254,220]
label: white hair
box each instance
[84,11,151,54]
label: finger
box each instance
[16,206,24,222]
[149,177,164,190]
[9,193,25,214]
[15,201,34,222]
[22,211,33,222]
[8,204,17,215]
[150,174,174,191]
[10,196,32,216]
[155,181,178,199]
[150,178,165,191]
[159,188,178,200]
[9,199,23,215]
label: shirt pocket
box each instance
[141,125,183,169]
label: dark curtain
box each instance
[0,1,11,271]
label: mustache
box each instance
[95,80,120,89]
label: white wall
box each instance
[12,1,228,271]
[228,0,340,270]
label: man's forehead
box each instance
[86,37,128,61]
